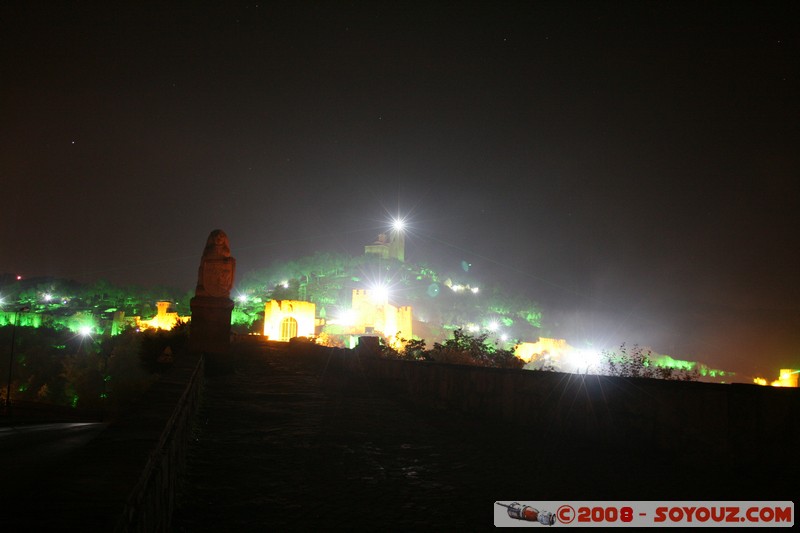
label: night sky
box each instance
[2,1,798,380]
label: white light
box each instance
[370,285,389,304]
[487,321,499,332]
[237,294,248,303]
[337,308,357,326]
[391,218,405,232]
[79,325,92,336]
[43,293,53,301]
[500,334,508,342]
[467,324,479,333]
[470,287,479,294]
[280,280,289,289]
[567,348,602,373]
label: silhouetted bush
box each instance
[382,329,524,369]
[599,343,699,381]
[139,320,189,373]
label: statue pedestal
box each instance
[189,296,234,355]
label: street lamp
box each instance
[5,306,30,412]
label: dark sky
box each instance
[2,1,798,380]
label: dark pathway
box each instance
[174,345,793,529]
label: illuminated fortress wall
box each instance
[264,300,315,341]
[349,289,412,342]
[516,338,601,373]
[1,309,119,335]
[0,311,42,328]
[352,288,380,330]
[517,338,732,380]
[754,369,799,388]
[516,338,569,363]
[397,305,413,341]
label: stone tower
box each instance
[364,228,404,262]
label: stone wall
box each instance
[354,356,800,456]
[113,353,205,532]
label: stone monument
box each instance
[189,229,236,355]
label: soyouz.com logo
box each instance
[494,501,794,527]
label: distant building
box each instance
[364,229,405,262]
[136,301,189,331]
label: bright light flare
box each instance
[487,320,499,332]
[568,348,602,372]
[79,325,93,336]
[237,294,248,303]
[370,284,389,304]
[335,308,357,326]
[391,218,405,232]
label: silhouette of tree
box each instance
[599,343,699,381]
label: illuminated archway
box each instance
[280,317,298,341]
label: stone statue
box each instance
[195,229,236,298]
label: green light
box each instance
[653,354,696,371]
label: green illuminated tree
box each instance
[2,325,69,405]
[105,329,157,410]
[61,350,106,409]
